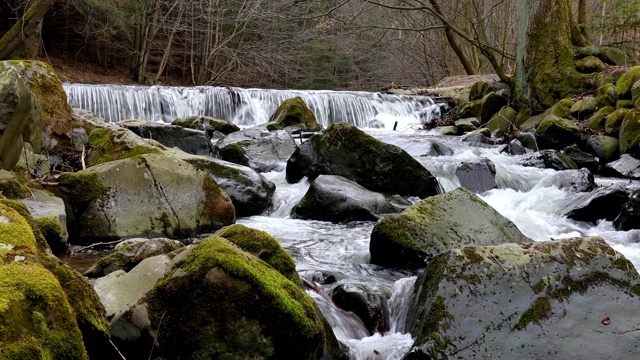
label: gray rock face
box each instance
[216,124,298,172]
[287,123,440,199]
[57,154,236,243]
[604,154,640,179]
[20,190,69,253]
[564,185,629,223]
[561,144,599,172]
[614,189,640,231]
[369,188,529,268]
[118,119,212,156]
[331,283,391,334]
[291,175,411,223]
[521,149,578,170]
[538,168,595,193]
[0,66,43,170]
[84,238,185,278]
[404,237,640,360]
[172,115,240,135]
[455,158,497,193]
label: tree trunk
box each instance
[429,0,475,75]
[515,0,590,111]
[0,0,57,60]
[577,0,588,39]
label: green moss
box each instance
[460,247,484,266]
[617,99,634,109]
[319,123,386,158]
[179,237,322,338]
[515,296,552,330]
[58,171,108,205]
[269,97,320,131]
[219,140,251,166]
[215,224,297,282]
[587,106,614,131]
[616,66,640,99]
[88,128,161,166]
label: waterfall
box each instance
[62,83,448,128]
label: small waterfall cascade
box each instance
[62,83,448,128]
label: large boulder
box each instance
[56,154,235,242]
[604,154,640,179]
[535,115,580,150]
[455,158,497,193]
[0,66,43,170]
[86,126,164,166]
[118,119,212,156]
[291,175,411,223]
[215,124,298,172]
[618,109,640,156]
[97,236,329,359]
[369,188,529,268]
[479,92,508,125]
[287,122,440,198]
[331,283,390,334]
[20,190,69,253]
[616,66,640,99]
[560,144,600,172]
[587,135,619,164]
[172,115,240,135]
[569,97,598,119]
[595,83,618,107]
[84,237,185,278]
[614,189,640,231]
[564,185,629,223]
[269,97,322,132]
[404,237,640,359]
[605,108,628,136]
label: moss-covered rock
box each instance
[369,187,529,268]
[587,135,619,164]
[269,97,322,132]
[480,92,508,125]
[535,115,580,150]
[576,46,639,66]
[118,119,212,156]
[450,99,482,119]
[0,203,88,359]
[20,190,68,253]
[286,122,440,198]
[605,108,628,136]
[405,237,640,359]
[57,154,235,243]
[87,127,163,166]
[617,99,634,109]
[172,115,240,135]
[586,106,613,131]
[595,83,618,107]
[521,149,578,170]
[215,224,299,283]
[454,118,479,134]
[485,106,516,136]
[575,55,605,73]
[616,66,640,99]
[619,109,640,155]
[468,81,491,101]
[569,97,598,119]
[104,237,328,359]
[631,79,640,105]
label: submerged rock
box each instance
[455,158,497,193]
[287,122,440,198]
[370,188,528,268]
[404,237,640,359]
[100,236,332,359]
[291,175,411,223]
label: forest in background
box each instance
[1,0,639,90]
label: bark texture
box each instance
[0,0,57,60]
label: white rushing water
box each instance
[64,85,640,359]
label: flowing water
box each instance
[64,84,640,359]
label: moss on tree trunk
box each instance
[516,0,590,111]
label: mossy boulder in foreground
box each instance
[287,122,440,198]
[404,237,640,359]
[370,188,529,268]
[99,236,334,359]
[269,96,322,132]
[535,115,580,150]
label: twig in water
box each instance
[72,239,124,254]
[81,144,87,170]
[490,252,508,272]
[109,339,127,360]
[149,311,167,360]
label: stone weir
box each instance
[63,83,447,128]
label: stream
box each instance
[64,84,640,359]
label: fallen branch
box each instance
[72,239,124,253]
[109,339,127,360]
[490,252,508,272]
[81,144,87,170]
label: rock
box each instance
[404,237,640,359]
[461,129,494,144]
[118,119,212,156]
[0,168,36,199]
[291,175,411,223]
[535,115,580,150]
[560,144,600,172]
[468,81,491,101]
[548,98,574,118]
[586,106,613,131]
[433,125,458,136]
[605,108,628,136]
[603,154,640,179]
[102,237,329,359]
[369,188,529,268]
[614,189,640,231]
[539,168,595,192]
[215,124,298,172]
[86,127,164,167]
[0,202,112,359]
[616,66,640,99]
[569,97,598,119]
[587,135,619,164]
[177,155,276,217]
[172,115,240,135]
[18,143,49,177]
[84,238,185,278]
[632,79,640,104]
[595,83,618,107]
[0,66,43,170]
[450,99,481,119]
[332,283,390,334]
[455,158,497,193]
[480,92,508,125]
[575,55,605,73]
[56,154,235,242]
[20,190,69,253]
[564,185,629,223]
[454,118,479,134]
[214,224,299,283]
[619,109,640,156]
[287,122,440,198]
[485,106,516,136]
[269,97,322,132]
[504,139,527,155]
[521,149,578,170]
[617,99,634,108]
[517,132,539,152]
